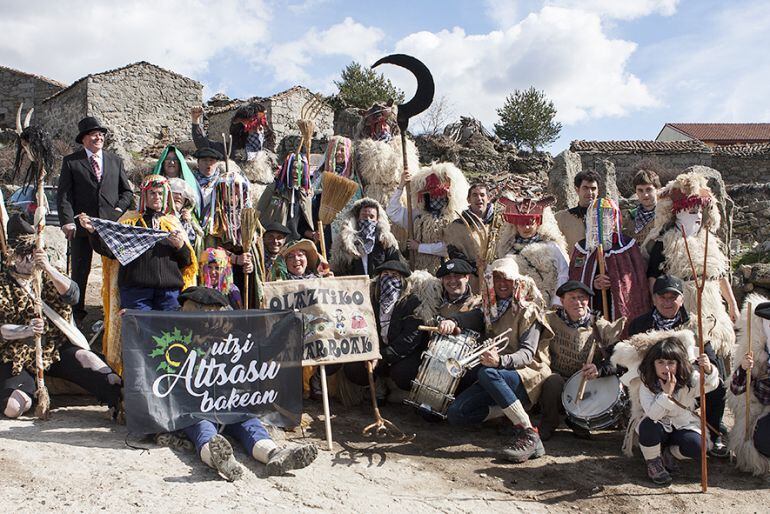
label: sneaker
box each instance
[208,434,243,482]
[500,427,545,463]
[646,457,672,486]
[266,443,318,476]
[661,446,680,474]
[709,435,729,458]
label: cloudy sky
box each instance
[1,0,768,151]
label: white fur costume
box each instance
[329,198,398,274]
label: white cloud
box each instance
[392,6,657,129]
[545,0,679,20]
[263,17,385,85]
[0,0,271,84]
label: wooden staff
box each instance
[33,162,50,419]
[418,325,440,333]
[318,221,327,261]
[680,223,710,493]
[401,132,415,269]
[576,340,597,403]
[597,244,610,320]
[746,301,753,440]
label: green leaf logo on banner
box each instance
[147,327,203,373]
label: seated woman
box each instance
[199,247,242,310]
[175,287,317,481]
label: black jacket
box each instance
[381,294,428,364]
[57,149,134,237]
[346,241,401,278]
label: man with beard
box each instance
[447,257,553,463]
[0,215,122,419]
[627,275,729,457]
[555,171,600,253]
[330,198,401,278]
[445,183,493,292]
[539,281,626,439]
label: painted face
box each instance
[675,208,702,237]
[654,358,678,382]
[635,184,657,210]
[264,231,287,255]
[468,187,489,216]
[577,180,599,208]
[562,290,590,321]
[163,154,180,178]
[493,272,515,300]
[82,130,105,153]
[198,157,218,176]
[145,186,165,211]
[358,207,378,223]
[286,249,308,276]
[653,291,683,319]
[442,273,469,300]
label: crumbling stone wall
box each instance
[713,145,770,184]
[36,80,88,152]
[728,183,770,249]
[0,67,64,129]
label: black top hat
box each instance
[375,259,411,277]
[75,117,108,144]
[653,275,684,296]
[192,147,224,160]
[556,280,594,297]
[436,258,474,278]
[262,222,291,236]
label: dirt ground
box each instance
[1,268,769,513]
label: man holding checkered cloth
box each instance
[79,175,197,373]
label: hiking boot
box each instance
[709,435,729,458]
[661,446,680,474]
[208,434,243,482]
[646,457,672,486]
[266,443,318,476]
[500,427,545,463]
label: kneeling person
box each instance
[447,257,553,463]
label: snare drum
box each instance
[405,330,479,418]
[561,372,628,431]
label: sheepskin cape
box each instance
[611,328,697,456]
[330,198,398,274]
[410,162,470,273]
[354,136,419,209]
[555,209,586,253]
[727,293,770,475]
[404,269,444,324]
[495,206,568,306]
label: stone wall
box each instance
[206,86,334,158]
[0,67,64,129]
[36,80,88,151]
[713,144,770,184]
[728,183,770,250]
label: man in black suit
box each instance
[57,117,133,322]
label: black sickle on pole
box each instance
[371,54,435,132]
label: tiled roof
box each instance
[570,139,711,153]
[0,65,67,88]
[714,142,770,157]
[665,123,770,142]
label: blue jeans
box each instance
[120,287,180,311]
[638,417,702,461]
[182,418,271,456]
[447,367,530,426]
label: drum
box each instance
[405,329,479,418]
[562,372,628,431]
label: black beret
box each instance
[178,286,230,308]
[755,302,770,320]
[556,280,594,297]
[436,258,474,278]
[262,222,291,235]
[375,259,411,277]
[192,147,224,160]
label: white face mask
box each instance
[675,211,702,237]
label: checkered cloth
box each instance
[90,217,171,266]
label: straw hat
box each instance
[279,239,321,275]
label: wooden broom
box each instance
[317,172,358,259]
[240,207,259,309]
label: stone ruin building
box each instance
[0,65,66,130]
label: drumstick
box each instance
[418,325,440,333]
[576,341,597,403]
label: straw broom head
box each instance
[241,207,258,249]
[320,172,358,224]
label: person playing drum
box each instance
[539,280,626,440]
[446,257,553,463]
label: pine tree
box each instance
[333,62,405,109]
[494,87,562,151]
